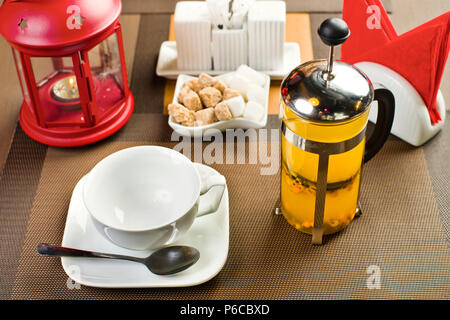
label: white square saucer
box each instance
[61,163,229,288]
[156,41,301,80]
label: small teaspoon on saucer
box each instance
[37,243,200,275]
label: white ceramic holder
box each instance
[355,62,446,146]
[212,24,248,71]
[174,1,212,70]
[248,1,286,70]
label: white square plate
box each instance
[156,41,301,80]
[61,163,229,288]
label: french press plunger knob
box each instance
[318,18,350,80]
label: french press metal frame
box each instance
[277,18,395,245]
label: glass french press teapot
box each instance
[279,18,395,244]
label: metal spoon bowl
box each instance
[37,243,200,275]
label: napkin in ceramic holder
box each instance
[354,62,446,146]
[341,0,449,146]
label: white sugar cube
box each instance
[221,73,233,87]
[229,74,250,97]
[236,65,266,87]
[246,84,266,105]
[224,96,246,118]
[244,101,265,122]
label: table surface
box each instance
[0,2,449,300]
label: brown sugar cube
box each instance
[223,88,241,100]
[182,90,203,111]
[182,81,191,89]
[168,103,195,127]
[177,85,193,104]
[214,102,233,121]
[199,87,222,108]
[195,108,217,126]
[198,73,217,90]
[214,80,228,93]
[184,79,202,93]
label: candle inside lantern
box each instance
[51,75,79,102]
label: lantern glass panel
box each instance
[88,32,125,119]
[30,56,85,125]
[12,48,31,107]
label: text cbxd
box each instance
[224,304,269,315]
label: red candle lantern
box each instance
[0,0,134,147]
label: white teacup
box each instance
[82,146,226,250]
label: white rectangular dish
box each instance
[61,163,229,288]
[168,72,270,138]
[156,41,301,80]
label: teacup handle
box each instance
[197,174,226,217]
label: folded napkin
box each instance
[341,0,450,124]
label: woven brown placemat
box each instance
[424,111,450,244]
[1,5,448,301]
[9,125,450,299]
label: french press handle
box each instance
[364,89,395,163]
[318,18,396,163]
